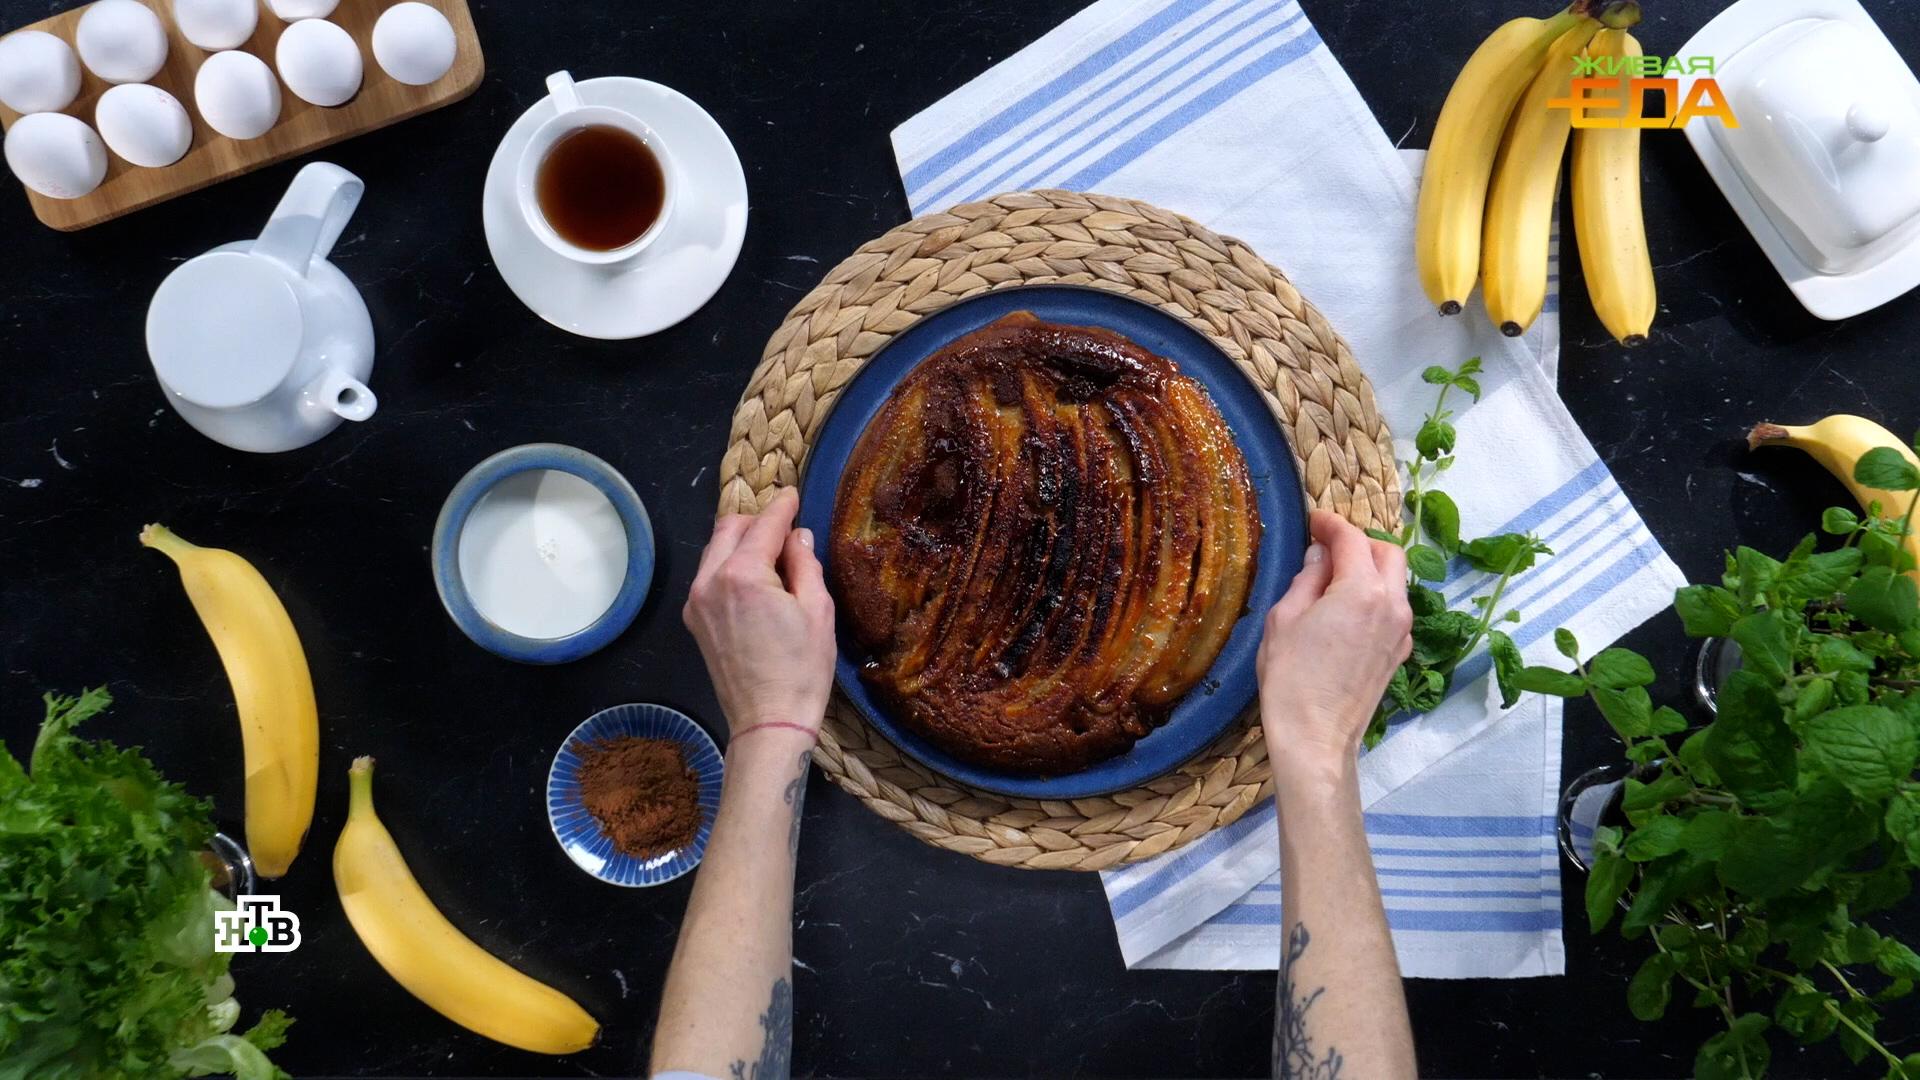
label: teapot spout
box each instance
[304,368,378,422]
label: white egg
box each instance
[0,31,83,114]
[75,0,170,85]
[266,0,339,19]
[95,83,191,166]
[372,3,455,86]
[195,49,281,139]
[275,18,361,106]
[4,112,108,198]
[172,0,258,51]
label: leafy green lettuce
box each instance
[0,689,291,1079]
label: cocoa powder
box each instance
[574,735,701,859]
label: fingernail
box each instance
[797,528,815,550]
[1305,543,1326,564]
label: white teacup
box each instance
[517,70,677,265]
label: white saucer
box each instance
[483,78,748,339]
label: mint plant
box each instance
[1372,364,1920,1077]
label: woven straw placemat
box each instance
[716,190,1400,870]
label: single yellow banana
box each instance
[1415,3,1593,315]
[334,758,600,1055]
[141,524,317,879]
[1749,415,1920,577]
[1482,20,1604,336]
[1572,29,1656,346]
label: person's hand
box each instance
[1257,509,1413,771]
[683,488,836,739]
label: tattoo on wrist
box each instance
[728,976,794,1080]
[783,752,810,860]
[1274,922,1342,1080]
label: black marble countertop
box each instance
[4,0,1919,1076]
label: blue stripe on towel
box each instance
[1211,905,1561,932]
[1057,26,1324,195]
[923,1,1298,210]
[901,0,1210,193]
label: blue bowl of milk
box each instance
[431,443,654,664]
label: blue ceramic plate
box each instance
[795,285,1306,799]
[432,443,655,665]
[547,703,723,887]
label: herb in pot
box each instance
[0,689,292,1080]
[1371,364,1920,1077]
[1516,452,1920,1079]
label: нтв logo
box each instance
[214,894,302,953]
[1549,55,1739,129]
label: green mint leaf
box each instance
[1461,533,1548,575]
[1719,777,1876,899]
[1778,546,1865,605]
[1732,546,1782,607]
[1417,489,1462,555]
[1365,527,1400,545]
[1888,791,1920,865]
[1673,584,1742,638]
[1729,609,1795,683]
[1847,565,1920,633]
[1487,630,1524,709]
[1593,685,1655,740]
[1554,627,1580,660]
[1510,665,1586,697]
[1877,939,1920,981]
[1455,356,1483,377]
[1414,417,1456,461]
[1406,543,1448,582]
[1622,773,1693,812]
[1678,810,1735,858]
[1824,506,1862,534]
[1585,849,1633,933]
[1792,676,1836,724]
[1420,364,1453,385]
[1695,1014,1772,1080]
[1587,648,1656,690]
[1703,669,1798,812]
[1626,952,1675,1020]
[1626,739,1668,765]
[1410,610,1477,666]
[1407,583,1446,617]
[1855,445,1920,491]
[1814,634,1874,674]
[1774,986,1839,1042]
[1452,376,1481,400]
[1861,525,1916,572]
[1623,816,1686,861]
[1676,728,1720,786]
[1622,851,1709,933]
[1801,704,1918,801]
[1647,705,1688,736]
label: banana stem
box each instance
[1746,422,1796,451]
[1595,1,1642,29]
[138,522,200,557]
[349,756,377,816]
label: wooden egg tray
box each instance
[0,0,483,230]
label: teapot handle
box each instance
[254,162,364,278]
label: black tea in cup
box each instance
[535,125,667,251]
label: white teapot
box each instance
[146,162,377,453]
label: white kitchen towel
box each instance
[890,0,1685,976]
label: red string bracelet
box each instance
[730,720,819,745]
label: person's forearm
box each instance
[650,730,813,1079]
[1271,753,1416,1080]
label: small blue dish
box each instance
[796,284,1307,799]
[547,703,724,887]
[432,443,654,664]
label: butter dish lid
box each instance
[1716,16,1920,269]
[1683,0,1920,318]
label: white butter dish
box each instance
[1681,0,1920,319]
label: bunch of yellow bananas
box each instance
[1415,1,1656,346]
